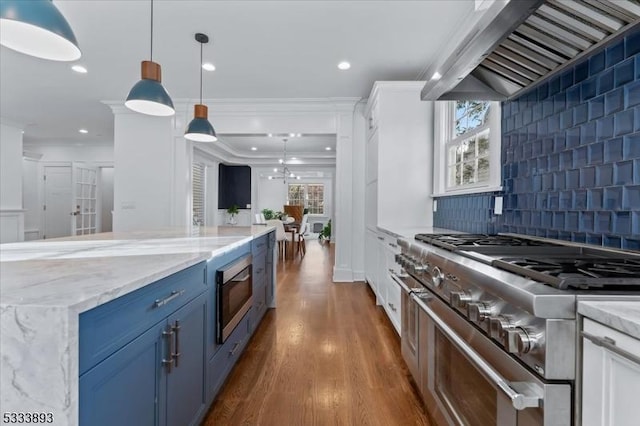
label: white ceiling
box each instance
[1,0,474,159]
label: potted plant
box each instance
[261,208,275,220]
[227,204,239,225]
[319,220,331,242]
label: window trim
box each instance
[287,182,325,215]
[432,100,502,197]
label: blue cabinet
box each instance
[79,263,208,426]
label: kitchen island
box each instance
[0,226,275,426]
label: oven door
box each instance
[415,292,571,426]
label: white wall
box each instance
[99,167,114,232]
[351,101,366,279]
[22,159,40,240]
[1,122,25,242]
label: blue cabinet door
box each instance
[79,320,166,426]
[165,292,207,426]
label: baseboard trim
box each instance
[332,267,354,282]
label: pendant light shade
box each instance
[185,104,217,142]
[125,60,175,116]
[0,0,81,61]
[125,0,175,116]
[184,33,217,142]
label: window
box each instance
[434,100,501,196]
[287,183,324,215]
[192,163,205,226]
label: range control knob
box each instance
[506,327,539,355]
[450,291,473,308]
[489,316,514,341]
[467,302,492,323]
[431,266,444,287]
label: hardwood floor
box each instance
[202,240,431,426]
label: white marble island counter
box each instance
[0,226,273,426]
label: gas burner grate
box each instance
[494,257,640,290]
[415,233,563,251]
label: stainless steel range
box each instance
[392,233,640,426]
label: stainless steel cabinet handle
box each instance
[162,326,175,372]
[582,331,640,365]
[414,297,543,410]
[389,243,398,248]
[229,341,241,356]
[377,236,384,241]
[388,302,397,312]
[154,289,185,308]
[369,117,374,129]
[172,320,181,367]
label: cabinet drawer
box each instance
[385,276,401,335]
[253,252,267,287]
[80,262,207,375]
[252,234,268,255]
[207,311,250,399]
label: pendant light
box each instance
[125,0,174,116]
[184,33,217,142]
[0,0,81,61]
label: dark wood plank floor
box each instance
[202,239,431,426]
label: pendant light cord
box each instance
[150,0,154,61]
[200,42,203,104]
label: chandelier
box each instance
[268,138,301,183]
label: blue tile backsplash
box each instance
[434,30,640,251]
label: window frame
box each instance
[433,100,502,197]
[287,183,325,215]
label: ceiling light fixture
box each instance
[78,128,88,134]
[202,62,215,71]
[337,61,351,70]
[431,71,442,80]
[325,147,331,151]
[71,64,87,73]
[125,0,174,116]
[269,138,298,183]
[184,32,217,142]
[0,0,81,61]
[251,147,257,151]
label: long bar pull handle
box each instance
[229,342,241,356]
[581,331,640,365]
[154,289,185,308]
[172,320,181,367]
[162,326,174,373]
[413,296,543,410]
[233,273,251,282]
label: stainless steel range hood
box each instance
[421,0,640,102]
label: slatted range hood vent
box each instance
[422,0,640,101]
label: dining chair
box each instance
[297,213,309,255]
[265,219,287,259]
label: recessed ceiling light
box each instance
[289,133,296,137]
[325,147,331,151]
[251,147,257,151]
[296,133,302,137]
[291,157,297,160]
[268,133,273,137]
[337,61,351,70]
[202,62,216,71]
[71,65,87,73]
[78,129,88,134]
[431,71,442,80]
[273,168,278,172]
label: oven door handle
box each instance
[390,272,411,293]
[413,296,543,411]
[233,272,251,282]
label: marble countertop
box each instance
[578,300,640,340]
[0,225,274,312]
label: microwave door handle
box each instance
[416,298,543,411]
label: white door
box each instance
[43,166,72,239]
[72,162,98,235]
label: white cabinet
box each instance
[581,317,640,426]
[365,228,401,334]
[364,81,434,229]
